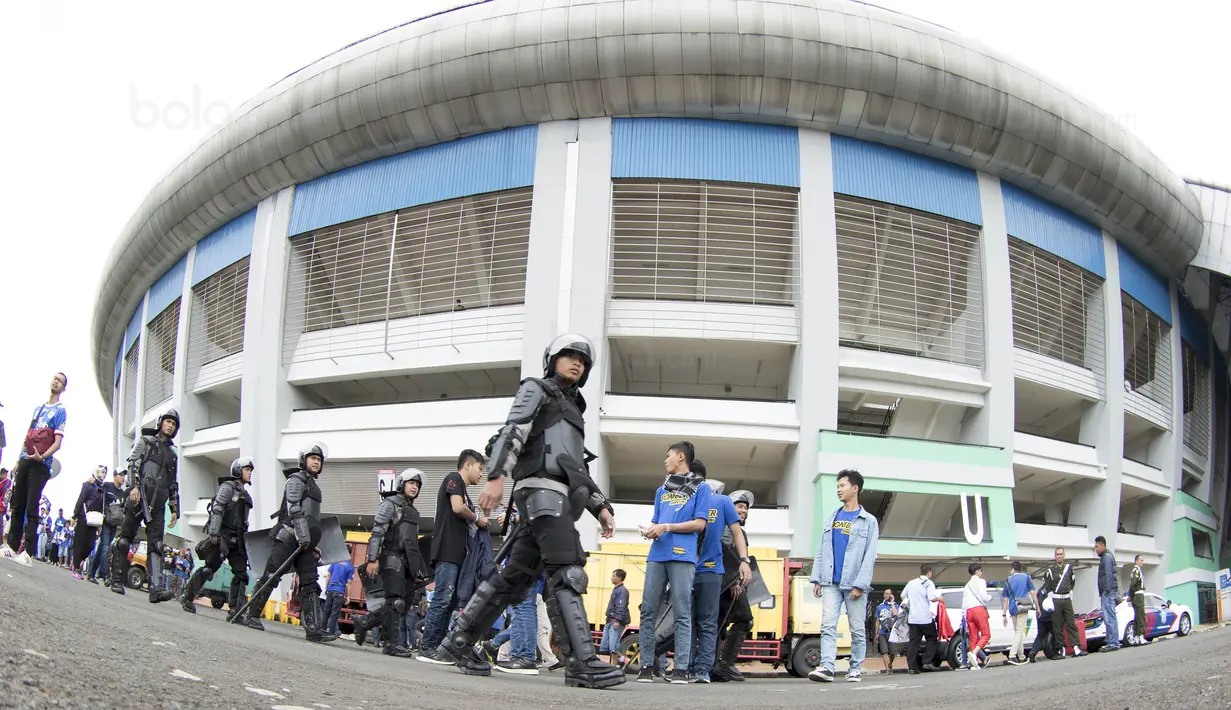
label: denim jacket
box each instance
[809,507,880,591]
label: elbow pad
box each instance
[586,491,614,520]
[487,422,531,479]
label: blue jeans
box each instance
[324,590,345,635]
[91,526,115,579]
[640,561,696,672]
[690,572,722,675]
[599,621,622,654]
[400,610,420,648]
[1101,593,1120,648]
[491,590,538,662]
[821,585,867,673]
[421,562,461,649]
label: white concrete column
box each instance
[791,129,840,556]
[1070,233,1126,610]
[165,246,202,541]
[240,187,305,525]
[964,174,1015,450]
[1148,282,1185,595]
[568,117,613,551]
[132,293,150,434]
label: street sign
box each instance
[1218,568,1230,591]
[377,468,396,495]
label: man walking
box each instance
[70,467,107,580]
[636,441,711,685]
[365,469,427,658]
[902,564,942,674]
[88,468,126,584]
[1041,547,1083,658]
[1,373,68,567]
[417,449,487,663]
[874,589,899,674]
[1127,555,1148,646]
[109,409,181,604]
[1000,560,1038,664]
[961,563,993,669]
[322,549,356,637]
[689,474,752,683]
[714,489,757,683]
[1095,536,1121,652]
[808,469,879,683]
[180,457,254,617]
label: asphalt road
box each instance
[1,559,1228,710]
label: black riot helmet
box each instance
[543,333,595,388]
[298,443,327,475]
[229,456,255,480]
[157,408,180,437]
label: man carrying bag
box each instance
[1000,560,1038,665]
[1,373,68,567]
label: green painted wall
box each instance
[1175,491,1216,519]
[813,474,1018,558]
[817,431,1010,468]
[1168,518,1219,574]
[1163,581,1200,617]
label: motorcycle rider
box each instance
[180,457,254,617]
[363,468,427,657]
[110,409,181,604]
[713,489,756,682]
[436,333,625,689]
[239,443,337,643]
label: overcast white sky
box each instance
[0,0,1227,514]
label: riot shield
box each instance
[244,516,348,575]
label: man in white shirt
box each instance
[901,564,941,674]
[961,563,994,670]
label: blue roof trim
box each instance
[288,126,537,236]
[146,255,187,322]
[123,306,142,356]
[1179,295,1210,364]
[611,118,799,187]
[192,210,256,285]
[831,135,982,225]
[1001,183,1105,277]
[1117,244,1172,325]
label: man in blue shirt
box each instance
[874,588,899,674]
[808,468,880,683]
[1000,560,1039,664]
[0,373,68,568]
[687,471,751,683]
[322,547,356,637]
[636,441,711,685]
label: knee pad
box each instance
[549,565,588,595]
[200,567,215,582]
[393,598,406,615]
[113,536,131,551]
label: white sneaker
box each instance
[14,551,32,567]
[0,544,14,560]
[846,670,862,682]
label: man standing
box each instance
[109,409,181,603]
[598,569,630,667]
[1,373,68,567]
[902,564,942,674]
[874,589,899,674]
[1000,560,1038,664]
[365,469,427,658]
[1095,536,1121,652]
[416,449,487,663]
[714,489,757,683]
[1127,555,1148,646]
[690,475,751,683]
[88,468,126,584]
[808,469,879,683]
[961,563,993,670]
[239,443,336,643]
[322,549,356,636]
[636,441,711,685]
[1041,547,1083,658]
[50,509,68,566]
[180,457,254,617]
[70,467,107,579]
[436,334,624,689]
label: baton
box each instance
[227,547,301,623]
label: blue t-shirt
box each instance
[325,561,355,594]
[697,494,740,574]
[648,483,712,564]
[875,601,896,636]
[830,507,862,584]
[20,402,67,468]
[1001,572,1035,615]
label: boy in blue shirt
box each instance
[687,470,751,683]
[636,442,711,685]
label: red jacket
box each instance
[936,600,955,641]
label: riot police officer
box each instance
[180,456,254,617]
[110,409,181,603]
[240,443,336,643]
[714,489,756,682]
[436,334,624,689]
[364,468,427,657]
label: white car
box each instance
[937,588,1039,668]
[1081,592,1194,649]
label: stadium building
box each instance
[91,0,1229,618]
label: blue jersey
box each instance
[830,507,862,584]
[21,402,67,468]
[696,494,740,574]
[648,484,711,564]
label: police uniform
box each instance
[365,469,427,657]
[240,444,336,643]
[1129,565,1147,644]
[110,409,181,604]
[1042,563,1080,653]
[437,334,625,689]
[180,457,254,617]
[714,490,756,682]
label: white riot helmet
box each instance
[729,490,755,508]
[543,333,595,387]
[705,479,727,496]
[395,468,425,499]
[230,456,255,479]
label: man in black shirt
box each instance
[416,449,488,663]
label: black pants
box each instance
[494,488,586,596]
[716,584,754,658]
[907,622,938,671]
[73,524,99,571]
[1132,594,1147,639]
[1030,618,1058,659]
[5,458,50,553]
[117,493,167,554]
[1052,598,1079,651]
[47,542,59,561]
[201,536,250,590]
[258,530,322,598]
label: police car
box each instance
[1080,592,1194,649]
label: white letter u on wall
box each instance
[960,494,985,545]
